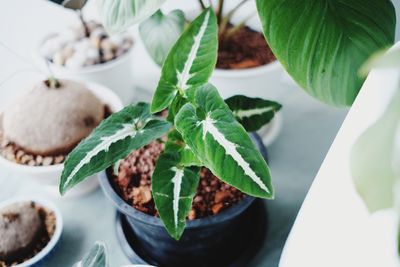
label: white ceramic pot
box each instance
[0,197,63,267]
[36,34,135,105]
[0,81,124,198]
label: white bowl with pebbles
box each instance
[0,80,123,198]
[38,20,135,104]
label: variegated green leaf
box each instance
[225,95,282,132]
[97,0,166,33]
[73,241,107,267]
[60,103,171,194]
[139,9,185,66]
[151,8,218,113]
[165,130,202,167]
[152,151,200,240]
[351,86,400,212]
[175,84,273,198]
[256,0,396,106]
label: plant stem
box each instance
[77,10,90,37]
[219,0,249,34]
[198,0,206,10]
[216,0,224,24]
[224,11,255,39]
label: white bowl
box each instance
[0,81,124,198]
[0,197,63,267]
[36,34,135,105]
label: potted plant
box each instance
[60,9,280,266]
[133,0,280,99]
[37,3,135,104]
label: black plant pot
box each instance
[99,134,269,267]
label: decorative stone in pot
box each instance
[0,79,123,197]
[99,134,268,267]
[38,20,135,104]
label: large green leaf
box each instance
[256,0,396,106]
[97,0,166,33]
[225,95,282,132]
[151,8,218,113]
[360,46,400,76]
[60,103,171,194]
[139,9,185,66]
[73,241,107,267]
[175,84,273,198]
[351,86,400,212]
[152,150,200,240]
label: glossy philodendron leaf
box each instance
[256,0,396,106]
[60,103,171,194]
[151,8,218,113]
[152,151,200,240]
[139,9,185,66]
[73,241,107,267]
[97,0,166,33]
[175,84,273,198]
[225,95,282,132]
[350,87,400,213]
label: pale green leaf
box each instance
[151,8,218,113]
[97,0,166,33]
[225,95,282,132]
[256,0,396,106]
[60,103,171,194]
[152,151,200,240]
[73,241,107,267]
[139,9,185,66]
[175,84,273,198]
[351,87,400,212]
[360,46,400,77]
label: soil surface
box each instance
[111,141,246,220]
[217,25,276,69]
[0,202,56,267]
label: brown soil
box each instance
[0,105,112,166]
[217,25,276,69]
[111,141,245,220]
[0,202,56,267]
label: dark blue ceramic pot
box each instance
[99,134,268,267]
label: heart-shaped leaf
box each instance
[151,8,218,113]
[73,242,108,267]
[351,86,400,212]
[225,95,282,132]
[60,103,171,194]
[175,84,273,198]
[139,9,185,66]
[152,150,200,240]
[256,0,396,106]
[97,0,166,33]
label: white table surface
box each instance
[0,1,347,266]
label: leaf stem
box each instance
[198,0,206,10]
[223,11,255,39]
[219,0,249,34]
[216,0,225,24]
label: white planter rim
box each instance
[0,81,123,174]
[0,197,63,267]
[37,33,134,75]
[213,60,281,78]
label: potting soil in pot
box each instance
[111,140,246,220]
[217,25,276,69]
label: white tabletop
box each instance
[0,1,347,266]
